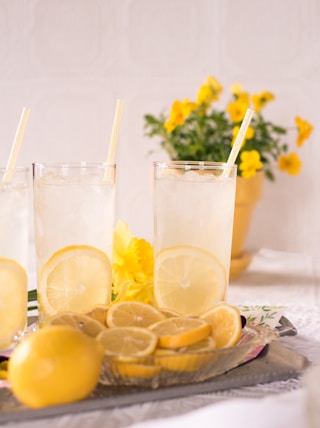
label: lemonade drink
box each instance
[0,167,29,349]
[153,161,237,315]
[33,162,116,324]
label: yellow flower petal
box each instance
[227,93,250,123]
[239,150,263,178]
[230,83,243,95]
[112,222,154,304]
[295,117,313,147]
[252,91,275,113]
[278,152,302,175]
[197,76,223,106]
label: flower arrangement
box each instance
[144,76,313,180]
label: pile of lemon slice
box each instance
[47,299,242,377]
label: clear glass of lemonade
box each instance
[153,161,237,316]
[0,167,29,349]
[33,162,116,325]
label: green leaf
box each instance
[28,289,37,302]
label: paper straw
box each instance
[224,108,254,173]
[2,107,31,184]
[104,99,124,182]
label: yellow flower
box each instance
[231,125,255,147]
[239,150,263,178]
[295,116,313,147]
[197,76,223,106]
[164,117,176,133]
[164,98,196,133]
[252,91,275,113]
[112,221,154,304]
[227,92,250,122]
[278,152,302,175]
[230,83,243,95]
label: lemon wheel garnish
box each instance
[0,258,27,349]
[200,302,242,348]
[154,245,226,315]
[38,245,112,318]
[107,301,165,328]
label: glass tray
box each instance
[99,324,279,388]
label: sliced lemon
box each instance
[85,304,109,326]
[38,245,112,319]
[159,308,181,318]
[97,326,158,357]
[110,360,161,379]
[155,336,216,371]
[200,302,242,348]
[107,301,165,328]
[154,245,226,315]
[0,258,28,349]
[46,311,107,338]
[149,317,211,349]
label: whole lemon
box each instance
[8,325,104,408]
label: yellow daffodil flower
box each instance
[239,150,263,178]
[295,117,313,147]
[112,221,154,304]
[278,152,302,175]
[252,91,275,113]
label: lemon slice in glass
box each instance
[0,258,27,349]
[38,245,111,319]
[154,245,226,315]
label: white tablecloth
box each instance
[2,248,320,428]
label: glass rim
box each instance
[32,161,116,169]
[0,166,29,173]
[153,161,237,171]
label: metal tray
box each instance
[0,341,309,425]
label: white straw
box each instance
[2,107,31,184]
[225,108,254,172]
[104,99,124,182]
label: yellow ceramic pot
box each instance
[230,171,264,279]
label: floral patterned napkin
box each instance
[239,305,285,329]
[238,305,286,363]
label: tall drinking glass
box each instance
[0,167,29,349]
[153,161,237,315]
[33,162,116,325]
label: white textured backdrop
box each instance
[0,0,319,267]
